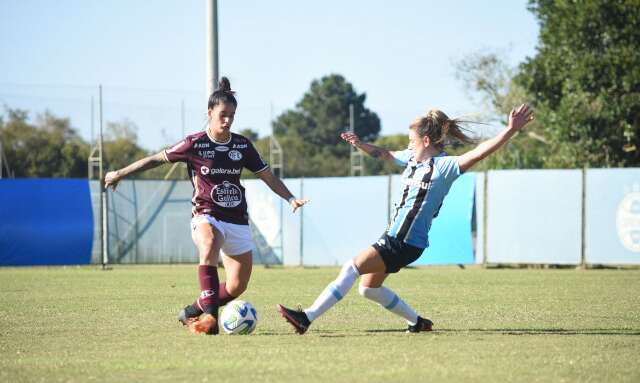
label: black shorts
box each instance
[371,233,425,273]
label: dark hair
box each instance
[410,109,476,150]
[207,76,237,110]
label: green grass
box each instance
[1,265,639,383]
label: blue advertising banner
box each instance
[414,172,476,265]
[0,179,94,266]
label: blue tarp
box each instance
[414,172,476,265]
[0,179,94,266]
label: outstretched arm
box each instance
[340,132,395,163]
[104,151,168,191]
[256,168,309,212]
[458,104,534,173]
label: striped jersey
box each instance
[386,150,461,248]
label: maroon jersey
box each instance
[163,131,269,225]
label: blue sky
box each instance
[0,0,539,151]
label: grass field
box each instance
[1,265,639,382]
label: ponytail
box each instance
[207,76,237,109]
[410,109,476,150]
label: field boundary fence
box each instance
[1,168,639,266]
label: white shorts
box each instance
[190,215,254,256]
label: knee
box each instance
[358,284,375,299]
[359,285,387,302]
[226,278,249,296]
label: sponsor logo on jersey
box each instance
[376,238,386,247]
[198,150,215,159]
[402,176,431,190]
[215,146,229,152]
[194,142,210,149]
[233,143,248,149]
[200,166,210,175]
[210,168,241,175]
[229,150,243,161]
[167,140,186,153]
[211,181,243,208]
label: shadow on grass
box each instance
[365,328,640,336]
[255,329,347,337]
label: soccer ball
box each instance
[220,300,258,335]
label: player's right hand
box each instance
[104,171,121,191]
[340,132,361,148]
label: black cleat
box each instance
[177,305,201,326]
[407,316,433,333]
[277,304,311,335]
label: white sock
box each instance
[304,260,359,322]
[358,285,419,325]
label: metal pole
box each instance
[581,166,587,268]
[280,194,284,263]
[387,173,392,223]
[349,104,363,176]
[299,177,304,267]
[482,170,488,267]
[181,99,185,137]
[349,103,355,132]
[91,96,95,145]
[206,0,219,96]
[99,85,108,268]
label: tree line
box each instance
[456,0,639,169]
[1,0,638,179]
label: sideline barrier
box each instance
[485,170,582,265]
[2,168,639,266]
[0,179,93,266]
[415,172,476,265]
[245,174,476,266]
[586,169,640,265]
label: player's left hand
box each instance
[290,198,309,213]
[508,104,534,132]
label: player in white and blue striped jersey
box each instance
[278,105,534,334]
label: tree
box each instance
[456,51,528,124]
[273,74,381,177]
[455,50,547,169]
[516,0,640,167]
[100,119,183,180]
[0,108,90,177]
[238,128,259,142]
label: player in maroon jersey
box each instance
[105,77,308,335]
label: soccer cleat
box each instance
[277,304,311,335]
[177,305,201,326]
[188,313,219,335]
[407,316,433,333]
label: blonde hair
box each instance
[409,109,476,150]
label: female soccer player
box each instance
[105,77,308,335]
[277,104,534,334]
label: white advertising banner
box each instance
[586,168,640,265]
[486,170,582,265]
